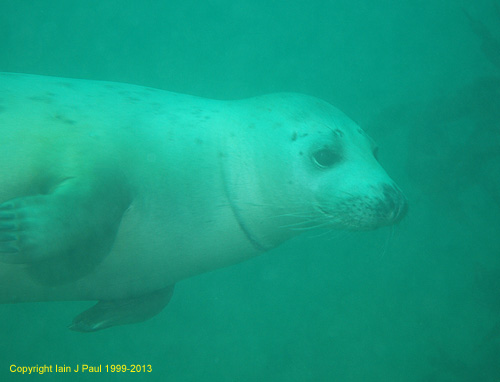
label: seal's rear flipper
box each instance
[69,285,175,332]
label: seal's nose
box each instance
[379,184,408,225]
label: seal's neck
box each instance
[220,157,298,252]
[217,106,299,252]
[224,190,273,252]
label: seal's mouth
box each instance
[318,185,408,231]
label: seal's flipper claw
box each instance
[0,227,20,262]
[0,198,37,263]
[0,244,20,263]
[69,285,175,332]
[0,195,73,264]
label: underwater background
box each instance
[1,0,499,381]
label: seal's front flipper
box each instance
[0,171,131,265]
[69,285,175,332]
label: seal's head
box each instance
[292,99,408,231]
[305,125,407,231]
[224,93,408,249]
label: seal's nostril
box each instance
[381,185,408,224]
[396,196,409,222]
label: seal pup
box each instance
[0,73,407,331]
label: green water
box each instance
[1,0,499,381]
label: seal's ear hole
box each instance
[373,146,379,160]
[312,149,342,168]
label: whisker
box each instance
[325,230,351,241]
[306,228,337,239]
[267,212,318,220]
[377,225,394,259]
[285,221,333,231]
[279,217,327,228]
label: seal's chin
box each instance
[318,185,408,231]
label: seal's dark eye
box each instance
[312,149,342,168]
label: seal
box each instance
[0,73,407,331]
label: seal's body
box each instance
[0,73,407,331]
